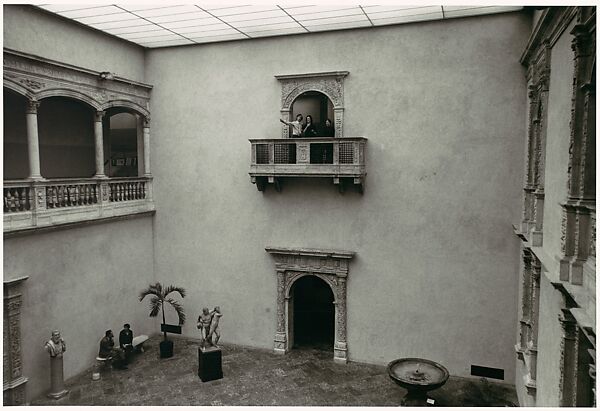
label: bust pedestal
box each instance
[47,356,69,399]
[198,347,223,382]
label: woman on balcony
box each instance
[302,115,318,138]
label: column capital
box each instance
[94,111,105,122]
[143,116,151,128]
[26,100,40,114]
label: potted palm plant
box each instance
[139,282,186,358]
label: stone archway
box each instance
[266,246,355,363]
[275,71,349,138]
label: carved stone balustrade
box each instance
[3,177,154,235]
[249,137,367,193]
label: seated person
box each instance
[119,324,134,363]
[99,330,127,370]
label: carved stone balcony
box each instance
[249,137,367,193]
[3,177,154,235]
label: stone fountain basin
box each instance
[387,357,449,392]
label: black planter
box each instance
[159,339,174,358]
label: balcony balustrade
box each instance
[3,177,154,234]
[249,137,367,193]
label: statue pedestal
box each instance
[198,347,222,382]
[47,356,69,399]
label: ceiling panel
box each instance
[35,4,523,48]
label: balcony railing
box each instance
[3,177,154,234]
[249,137,367,192]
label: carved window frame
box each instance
[275,71,349,138]
[266,246,354,363]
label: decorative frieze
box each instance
[266,247,355,363]
[4,49,152,116]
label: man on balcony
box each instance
[279,114,303,137]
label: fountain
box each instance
[387,358,449,406]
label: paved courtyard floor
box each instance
[32,335,518,406]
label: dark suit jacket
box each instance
[119,329,133,348]
[99,336,114,358]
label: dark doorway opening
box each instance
[292,276,334,351]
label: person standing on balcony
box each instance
[280,114,303,138]
[320,118,335,137]
[303,115,318,137]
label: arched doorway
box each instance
[290,91,334,136]
[290,275,335,351]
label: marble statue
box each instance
[208,306,222,347]
[45,330,68,399]
[45,330,66,357]
[197,306,223,349]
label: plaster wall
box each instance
[146,12,529,383]
[3,5,145,83]
[3,217,155,403]
[542,18,576,259]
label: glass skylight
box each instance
[35,4,523,48]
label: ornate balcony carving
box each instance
[249,137,367,193]
[3,177,154,235]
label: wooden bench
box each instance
[131,335,149,352]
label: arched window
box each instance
[38,96,95,178]
[106,111,140,177]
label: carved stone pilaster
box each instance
[566,22,595,200]
[266,247,354,363]
[518,249,534,353]
[529,257,542,349]
[334,276,348,363]
[590,211,596,258]
[531,190,545,246]
[3,277,29,406]
[559,309,579,407]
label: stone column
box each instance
[3,277,29,405]
[333,276,348,363]
[93,111,106,178]
[274,269,287,354]
[25,100,42,180]
[143,117,151,176]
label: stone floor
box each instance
[32,336,518,406]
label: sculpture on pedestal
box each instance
[45,330,69,399]
[197,306,224,382]
[197,306,223,349]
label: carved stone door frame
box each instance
[266,246,355,363]
[275,71,349,138]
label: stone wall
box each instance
[3,5,145,83]
[3,217,156,402]
[146,11,530,382]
